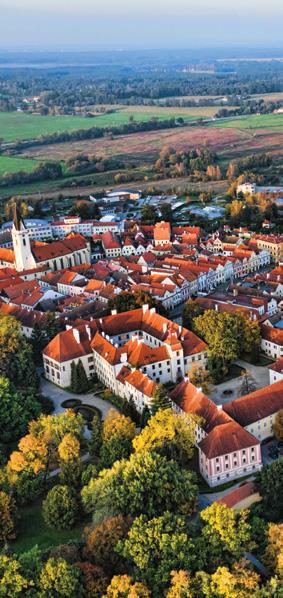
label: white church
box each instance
[0,206,91,273]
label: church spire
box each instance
[13,203,24,231]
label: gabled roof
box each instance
[123,336,170,367]
[170,380,231,433]
[124,369,157,397]
[91,331,121,365]
[199,421,259,459]
[261,325,283,346]
[224,380,283,426]
[43,325,92,362]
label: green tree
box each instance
[141,204,157,224]
[99,435,133,470]
[0,376,41,444]
[0,312,37,389]
[182,299,203,330]
[113,450,198,517]
[39,558,84,597]
[88,414,102,459]
[43,484,78,530]
[255,459,283,520]
[160,202,173,222]
[0,555,33,597]
[70,360,89,393]
[117,512,196,591]
[194,310,245,366]
[150,384,172,415]
[0,490,17,545]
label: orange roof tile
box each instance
[224,380,283,426]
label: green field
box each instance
[0,109,211,143]
[209,113,283,130]
[0,155,39,176]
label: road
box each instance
[40,377,114,419]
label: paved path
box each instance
[40,378,114,419]
[208,359,269,405]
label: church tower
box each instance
[12,205,36,271]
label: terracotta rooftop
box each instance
[224,380,283,426]
[199,421,259,459]
[171,380,231,433]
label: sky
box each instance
[0,0,283,50]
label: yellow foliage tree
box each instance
[103,574,150,597]
[58,434,80,462]
[133,409,197,462]
[265,523,283,577]
[102,409,136,443]
[210,560,260,598]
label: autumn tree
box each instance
[166,570,192,598]
[264,523,283,576]
[0,490,17,545]
[210,560,260,598]
[0,555,33,597]
[58,433,82,487]
[200,503,253,567]
[133,409,197,465]
[99,409,136,469]
[39,558,84,597]
[9,410,84,483]
[103,575,150,597]
[43,485,78,530]
[75,562,108,598]
[83,515,132,574]
[187,365,211,394]
[273,410,283,442]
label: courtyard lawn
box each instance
[208,113,283,130]
[11,503,87,554]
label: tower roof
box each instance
[13,204,24,231]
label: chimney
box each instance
[85,325,91,341]
[215,303,219,312]
[121,352,127,363]
[217,404,222,411]
[111,309,117,315]
[163,322,167,333]
[233,287,238,297]
[142,304,149,313]
[73,328,80,344]
[150,307,156,315]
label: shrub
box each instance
[43,485,78,530]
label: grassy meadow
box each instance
[0,155,39,176]
[208,113,283,130]
[0,107,215,143]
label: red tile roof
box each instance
[171,380,231,433]
[261,325,283,346]
[217,482,256,508]
[199,421,259,459]
[125,369,157,397]
[224,380,283,426]
[43,324,94,362]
